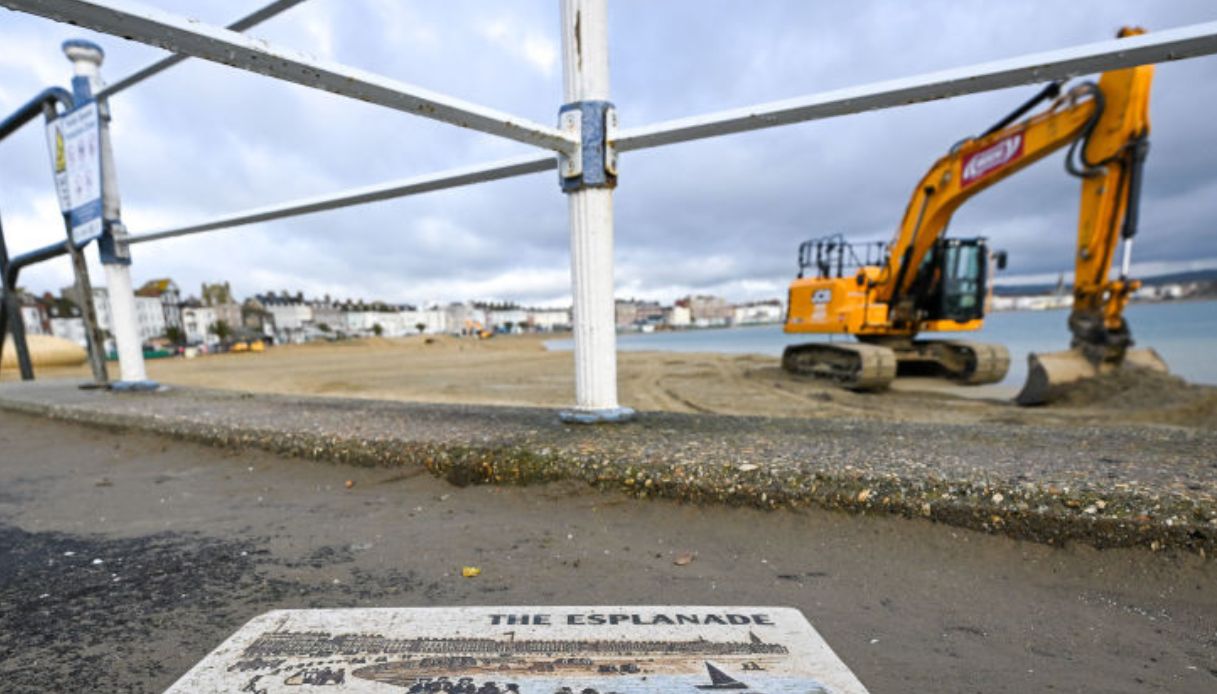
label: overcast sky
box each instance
[1,1,1215,306]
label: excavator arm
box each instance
[1067,30,1154,361]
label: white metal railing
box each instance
[96,0,308,99]
[613,21,1217,152]
[4,0,1217,419]
[7,0,576,154]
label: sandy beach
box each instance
[7,332,1214,429]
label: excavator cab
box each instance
[912,238,990,323]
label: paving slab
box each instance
[1,380,1214,553]
[167,606,868,693]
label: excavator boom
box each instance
[879,86,1095,308]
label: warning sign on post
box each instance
[45,102,103,245]
[45,116,71,212]
[166,606,869,693]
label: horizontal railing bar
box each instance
[128,153,556,244]
[614,21,1217,152]
[7,238,73,270]
[3,0,577,154]
[97,0,309,100]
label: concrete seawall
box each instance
[1,380,1213,554]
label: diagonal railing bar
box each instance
[613,20,1217,152]
[1,0,577,154]
[97,0,309,99]
[128,153,556,244]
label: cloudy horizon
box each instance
[1,1,1215,308]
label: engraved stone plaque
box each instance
[166,606,868,693]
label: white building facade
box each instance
[182,306,218,346]
[420,306,449,335]
[487,308,529,333]
[50,317,87,346]
[259,297,314,344]
[19,305,48,336]
[527,308,571,332]
[345,310,408,337]
[665,305,691,327]
[93,287,166,344]
[733,300,784,325]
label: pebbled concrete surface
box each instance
[1,410,1215,693]
[0,380,1214,554]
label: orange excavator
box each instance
[782,27,1167,404]
[464,319,494,340]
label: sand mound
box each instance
[1052,366,1193,409]
[1,335,87,370]
[1048,365,1217,426]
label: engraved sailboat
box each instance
[695,662,748,690]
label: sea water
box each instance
[547,300,1217,389]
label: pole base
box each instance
[108,380,162,392]
[558,406,636,424]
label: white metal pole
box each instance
[64,41,151,387]
[102,261,146,382]
[558,0,632,422]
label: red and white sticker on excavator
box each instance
[960,132,1024,187]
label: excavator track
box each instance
[913,339,1011,385]
[781,342,898,391]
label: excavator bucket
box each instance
[1016,347,1168,406]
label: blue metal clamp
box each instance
[558,100,618,192]
[98,220,131,266]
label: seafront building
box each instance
[18,283,776,348]
[482,303,530,334]
[615,299,664,329]
[14,292,48,336]
[733,300,784,325]
[31,271,787,347]
[686,295,735,327]
[254,292,313,344]
[527,307,571,331]
[19,263,1215,351]
[181,301,217,346]
[135,278,183,333]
